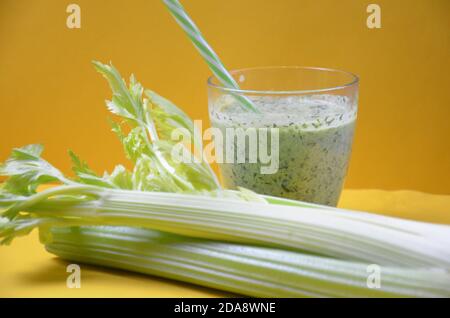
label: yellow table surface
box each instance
[1,189,449,298]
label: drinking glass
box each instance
[207,66,359,206]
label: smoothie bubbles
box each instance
[208,67,358,206]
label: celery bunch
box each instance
[1,62,450,297]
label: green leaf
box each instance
[146,90,220,188]
[108,165,133,190]
[113,125,150,162]
[95,61,220,191]
[154,140,216,191]
[69,150,98,176]
[0,144,68,195]
[68,150,116,189]
[93,61,144,122]
[146,89,201,146]
[131,154,184,192]
[0,216,44,245]
[11,144,44,159]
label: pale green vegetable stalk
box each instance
[1,150,450,270]
[1,61,450,298]
[44,226,450,298]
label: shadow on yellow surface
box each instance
[22,257,236,297]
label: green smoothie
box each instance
[210,94,356,206]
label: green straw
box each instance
[162,0,259,113]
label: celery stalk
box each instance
[44,226,450,298]
[2,184,450,269]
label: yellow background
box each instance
[0,0,449,194]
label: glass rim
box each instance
[207,66,359,95]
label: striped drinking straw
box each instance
[162,0,259,113]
